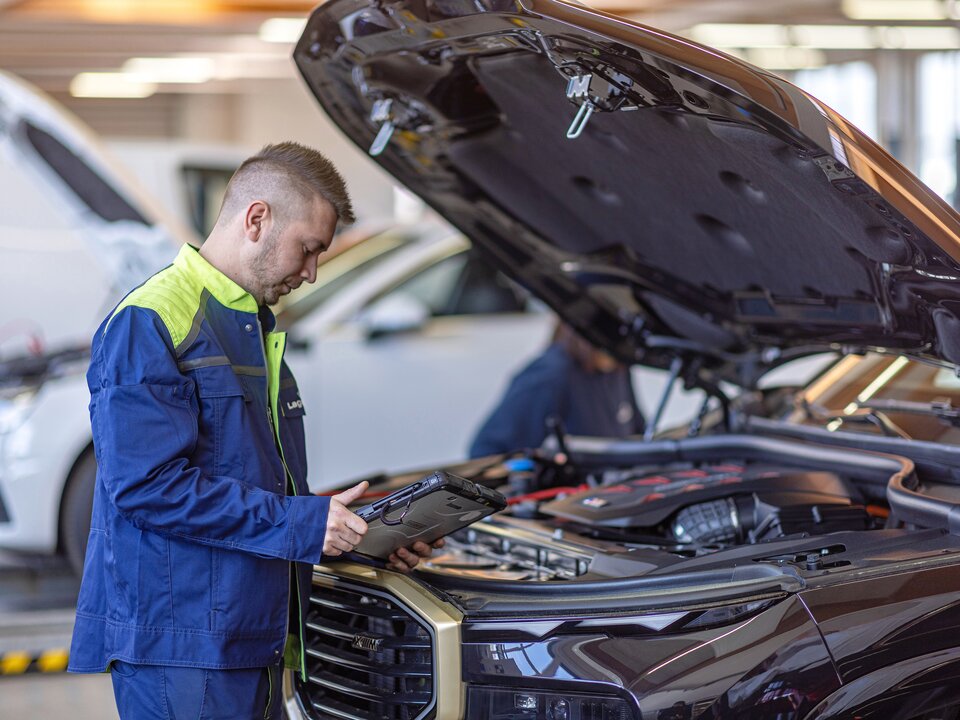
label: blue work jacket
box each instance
[469,343,645,457]
[69,245,331,674]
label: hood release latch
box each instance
[564,68,633,140]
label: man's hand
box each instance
[386,537,445,574]
[322,481,369,557]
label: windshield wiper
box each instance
[811,398,960,441]
[798,396,911,439]
[855,398,960,425]
[831,408,911,439]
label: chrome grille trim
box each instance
[306,645,431,677]
[309,697,380,720]
[304,617,431,649]
[296,563,463,720]
[306,671,432,703]
[310,594,412,620]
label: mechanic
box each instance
[67,142,440,719]
[469,321,646,457]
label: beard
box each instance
[262,286,284,306]
[249,227,285,306]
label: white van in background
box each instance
[0,71,190,359]
[106,139,249,239]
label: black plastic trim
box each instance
[22,120,147,224]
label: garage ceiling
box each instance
[1,0,954,139]
[0,0,876,96]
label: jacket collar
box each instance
[174,244,259,314]
[259,304,277,333]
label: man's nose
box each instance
[301,260,317,284]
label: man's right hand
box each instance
[322,481,369,556]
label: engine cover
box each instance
[540,463,865,542]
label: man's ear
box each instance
[243,200,270,242]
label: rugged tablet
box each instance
[353,471,506,560]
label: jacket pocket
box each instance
[188,365,250,478]
[214,546,286,634]
[190,364,250,400]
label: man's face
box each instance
[250,194,338,306]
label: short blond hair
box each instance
[219,141,355,226]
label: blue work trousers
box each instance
[110,660,286,719]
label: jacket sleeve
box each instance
[90,306,330,564]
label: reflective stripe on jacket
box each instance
[69,244,330,673]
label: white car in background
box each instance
[0,70,191,360]
[0,68,554,575]
[0,221,556,574]
[282,222,554,483]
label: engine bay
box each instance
[414,434,909,583]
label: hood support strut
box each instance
[645,356,683,441]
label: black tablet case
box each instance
[353,471,506,560]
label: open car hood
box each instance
[294,0,960,387]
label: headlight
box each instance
[466,686,637,720]
[0,389,38,435]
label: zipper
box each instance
[255,316,274,434]
[256,317,292,678]
[264,664,273,720]
[259,319,308,680]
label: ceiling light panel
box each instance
[123,57,215,84]
[70,72,157,98]
[259,18,307,43]
[688,24,789,48]
[743,47,828,70]
[791,25,877,49]
[878,25,960,47]
[688,23,960,50]
[842,0,950,20]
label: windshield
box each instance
[789,354,960,443]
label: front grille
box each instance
[295,578,436,720]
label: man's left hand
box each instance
[386,538,445,574]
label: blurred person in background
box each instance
[469,321,645,457]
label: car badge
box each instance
[351,634,384,652]
[582,497,609,509]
